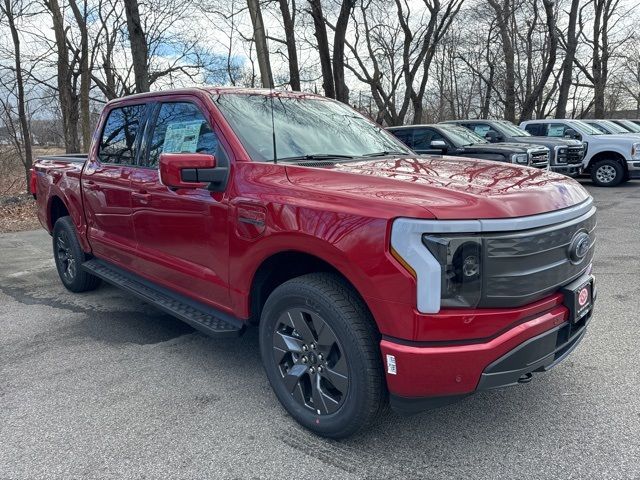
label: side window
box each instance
[547,123,569,137]
[468,123,497,138]
[412,129,436,150]
[391,129,414,148]
[98,104,147,164]
[146,102,219,167]
[524,123,543,136]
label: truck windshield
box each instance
[618,120,640,133]
[211,93,411,162]
[439,125,487,146]
[496,121,531,137]
[571,121,604,135]
[597,120,631,134]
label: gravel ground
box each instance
[1,180,639,479]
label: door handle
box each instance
[84,180,100,191]
[131,191,151,205]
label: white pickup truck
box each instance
[520,119,640,187]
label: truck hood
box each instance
[285,156,590,220]
[513,136,583,147]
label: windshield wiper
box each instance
[277,153,355,162]
[361,150,408,157]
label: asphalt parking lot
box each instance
[1,180,639,479]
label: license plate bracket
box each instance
[561,275,594,324]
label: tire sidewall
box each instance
[53,217,86,291]
[259,282,373,437]
[591,160,623,187]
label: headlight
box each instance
[555,146,567,164]
[632,143,640,160]
[511,153,529,164]
[423,235,482,308]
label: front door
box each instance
[129,99,230,310]
[83,103,148,268]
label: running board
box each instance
[82,259,243,337]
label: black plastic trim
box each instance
[389,393,470,415]
[82,258,244,337]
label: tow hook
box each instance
[518,372,534,384]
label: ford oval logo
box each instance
[569,231,591,263]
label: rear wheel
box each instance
[53,216,101,292]
[591,159,624,187]
[259,273,385,438]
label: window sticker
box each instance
[472,125,490,136]
[162,120,202,153]
[548,125,566,137]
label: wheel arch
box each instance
[586,150,628,172]
[49,195,69,231]
[247,250,375,329]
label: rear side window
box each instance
[145,102,219,167]
[98,104,147,164]
[524,123,544,136]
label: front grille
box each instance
[557,146,585,165]
[529,150,549,168]
[481,207,596,308]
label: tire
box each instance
[52,216,101,293]
[590,159,624,187]
[259,272,386,438]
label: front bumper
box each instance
[551,164,582,176]
[627,160,640,179]
[383,297,593,415]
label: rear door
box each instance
[83,103,148,267]
[128,98,231,309]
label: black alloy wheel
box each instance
[272,307,349,415]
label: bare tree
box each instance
[0,0,33,191]
[556,0,581,118]
[124,0,150,93]
[307,0,335,98]
[278,0,300,90]
[247,0,274,88]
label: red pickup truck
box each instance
[32,88,596,438]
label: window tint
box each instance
[391,129,414,147]
[98,104,147,164]
[524,123,544,136]
[413,128,442,150]
[146,102,218,167]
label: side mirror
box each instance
[484,131,500,143]
[564,128,581,140]
[159,153,218,189]
[430,140,448,152]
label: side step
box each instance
[82,259,243,337]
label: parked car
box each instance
[520,119,640,187]
[387,123,549,168]
[441,119,585,176]
[31,88,597,438]
[581,119,640,138]
[610,119,640,134]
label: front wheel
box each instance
[53,216,101,292]
[591,159,624,187]
[259,273,386,438]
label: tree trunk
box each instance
[45,0,80,153]
[124,0,150,93]
[2,0,33,192]
[308,0,335,98]
[69,0,91,151]
[488,0,516,122]
[518,0,557,122]
[333,0,355,103]
[247,0,274,89]
[556,0,580,118]
[278,0,300,91]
